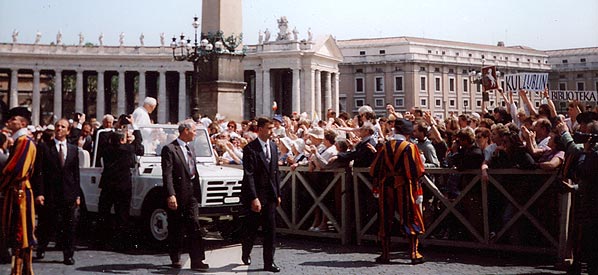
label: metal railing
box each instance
[276,166,349,244]
[352,167,569,261]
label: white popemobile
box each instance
[78,124,244,244]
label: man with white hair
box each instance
[133,97,157,126]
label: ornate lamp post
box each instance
[171,15,245,119]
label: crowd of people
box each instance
[0,89,596,273]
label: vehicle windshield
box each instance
[138,126,213,158]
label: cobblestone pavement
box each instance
[0,236,573,275]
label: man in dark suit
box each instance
[240,117,281,273]
[97,114,144,250]
[161,120,208,271]
[33,118,81,265]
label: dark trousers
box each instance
[242,200,277,266]
[36,202,78,259]
[98,185,132,245]
[167,198,205,265]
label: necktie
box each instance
[59,143,65,167]
[265,143,271,163]
[185,145,196,178]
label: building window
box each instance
[435,99,441,107]
[490,100,495,106]
[449,78,455,92]
[355,99,364,107]
[355,68,363,73]
[577,82,585,91]
[463,79,469,92]
[359,51,366,56]
[535,101,540,107]
[455,52,460,56]
[428,50,432,54]
[395,98,404,107]
[434,67,440,72]
[449,99,455,107]
[435,77,441,92]
[375,98,385,107]
[355,78,364,93]
[420,67,426,72]
[449,69,455,74]
[375,68,383,73]
[421,99,427,107]
[394,76,403,92]
[375,77,384,93]
[468,53,472,57]
[581,58,586,63]
[477,84,481,93]
[442,51,445,55]
[420,76,427,91]
[379,50,386,54]
[559,82,567,90]
[477,100,482,107]
[462,69,468,74]
[481,54,485,59]
[577,73,584,78]
[562,60,568,64]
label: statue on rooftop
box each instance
[160,32,165,46]
[258,30,264,44]
[12,29,19,43]
[308,28,313,42]
[276,16,290,41]
[56,30,62,45]
[34,31,42,44]
[78,32,84,46]
[264,28,271,43]
[99,33,104,46]
[119,32,125,46]
[139,33,145,46]
[292,27,299,41]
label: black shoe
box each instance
[191,261,209,271]
[35,251,45,260]
[171,260,182,269]
[241,255,251,265]
[263,263,280,273]
[411,256,424,265]
[375,255,390,264]
[63,257,75,265]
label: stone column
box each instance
[323,71,332,112]
[178,71,186,122]
[54,70,62,120]
[262,69,271,116]
[303,68,315,116]
[158,70,167,123]
[117,70,125,115]
[314,70,322,120]
[333,72,340,114]
[32,69,41,125]
[96,71,105,118]
[138,70,146,107]
[292,68,301,114]
[255,69,263,116]
[76,70,84,113]
[9,68,19,108]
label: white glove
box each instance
[415,195,423,205]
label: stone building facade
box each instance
[337,37,552,118]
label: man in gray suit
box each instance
[161,120,208,271]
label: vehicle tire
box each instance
[141,194,169,247]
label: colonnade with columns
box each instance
[251,67,340,119]
[2,67,191,126]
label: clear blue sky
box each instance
[1,0,596,50]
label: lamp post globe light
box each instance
[171,15,245,118]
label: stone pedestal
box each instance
[195,54,245,121]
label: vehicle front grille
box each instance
[203,181,242,206]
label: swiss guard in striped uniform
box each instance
[0,107,37,275]
[370,118,426,265]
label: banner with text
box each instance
[549,90,598,102]
[505,73,549,92]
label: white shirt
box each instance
[132,106,151,126]
[176,138,192,164]
[55,139,68,161]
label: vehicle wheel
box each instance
[142,196,169,247]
